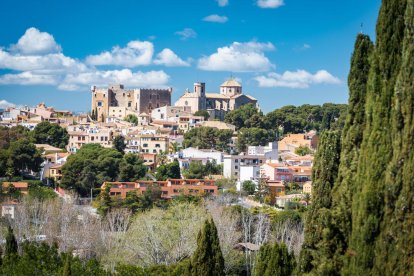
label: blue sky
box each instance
[0,0,381,113]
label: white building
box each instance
[181,147,224,165]
[247,141,278,161]
[223,154,267,180]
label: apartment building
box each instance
[102,179,218,199]
[67,128,113,152]
[125,133,169,154]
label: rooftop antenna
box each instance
[360,23,364,34]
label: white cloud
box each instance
[154,49,190,67]
[0,27,172,91]
[198,41,275,72]
[0,50,87,72]
[0,100,16,109]
[217,0,229,7]
[12,27,61,55]
[255,70,341,88]
[175,28,197,40]
[257,0,284,9]
[86,41,154,67]
[60,70,170,91]
[0,71,58,86]
[203,14,228,23]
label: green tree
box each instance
[113,135,126,153]
[182,161,205,179]
[224,103,263,130]
[124,114,138,125]
[31,121,69,149]
[194,110,210,120]
[5,226,18,257]
[7,139,43,176]
[299,131,341,274]
[183,127,233,153]
[237,127,275,152]
[254,242,296,276]
[191,219,225,276]
[155,159,181,180]
[294,145,312,156]
[118,153,147,182]
[97,183,112,216]
[242,180,256,195]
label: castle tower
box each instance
[194,82,206,110]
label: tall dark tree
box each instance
[113,135,126,153]
[191,219,225,276]
[254,242,296,276]
[5,226,18,257]
[299,131,341,274]
[345,0,409,274]
[329,34,373,269]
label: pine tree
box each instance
[298,131,341,274]
[191,218,225,276]
[5,225,18,257]
[254,242,295,276]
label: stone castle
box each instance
[91,84,172,120]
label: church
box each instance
[174,79,258,121]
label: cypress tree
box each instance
[345,0,408,274]
[373,0,414,273]
[299,131,341,274]
[191,218,225,276]
[329,34,373,266]
[254,242,295,276]
[5,225,18,257]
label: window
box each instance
[128,102,132,107]
[97,101,102,107]
[185,101,188,105]
[143,143,148,147]
[155,144,160,148]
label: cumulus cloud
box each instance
[11,27,62,55]
[86,41,154,67]
[217,0,229,6]
[175,28,197,40]
[257,0,284,9]
[255,70,341,88]
[60,70,170,91]
[198,41,275,72]
[154,49,190,67]
[0,100,16,109]
[203,14,228,23]
[0,27,172,91]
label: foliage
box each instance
[30,121,69,149]
[124,114,138,125]
[3,138,43,177]
[299,131,341,274]
[28,183,57,200]
[253,242,296,276]
[183,127,233,153]
[182,160,222,179]
[61,144,146,196]
[155,159,181,180]
[194,110,210,120]
[112,135,126,153]
[224,103,264,130]
[242,180,256,195]
[294,145,312,156]
[237,127,275,152]
[190,218,225,276]
[5,225,18,257]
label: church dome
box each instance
[220,79,241,87]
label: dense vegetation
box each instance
[183,127,233,152]
[60,144,147,196]
[0,126,43,178]
[30,121,69,149]
[300,1,414,274]
[224,103,347,133]
[182,160,222,179]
